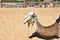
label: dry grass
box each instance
[0,8,60,40]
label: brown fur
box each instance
[36,21,58,37]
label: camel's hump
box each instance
[38,14,59,27]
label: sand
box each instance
[0,8,60,40]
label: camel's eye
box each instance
[31,15,35,18]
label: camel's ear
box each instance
[56,15,60,23]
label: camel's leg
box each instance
[29,31,44,39]
[44,35,59,40]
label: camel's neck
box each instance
[32,17,40,30]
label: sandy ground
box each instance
[0,8,60,40]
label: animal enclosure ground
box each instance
[0,8,60,40]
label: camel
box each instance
[23,11,60,40]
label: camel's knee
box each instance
[29,32,37,39]
[29,31,44,39]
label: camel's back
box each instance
[38,14,59,27]
[36,22,57,37]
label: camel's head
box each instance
[23,11,36,25]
